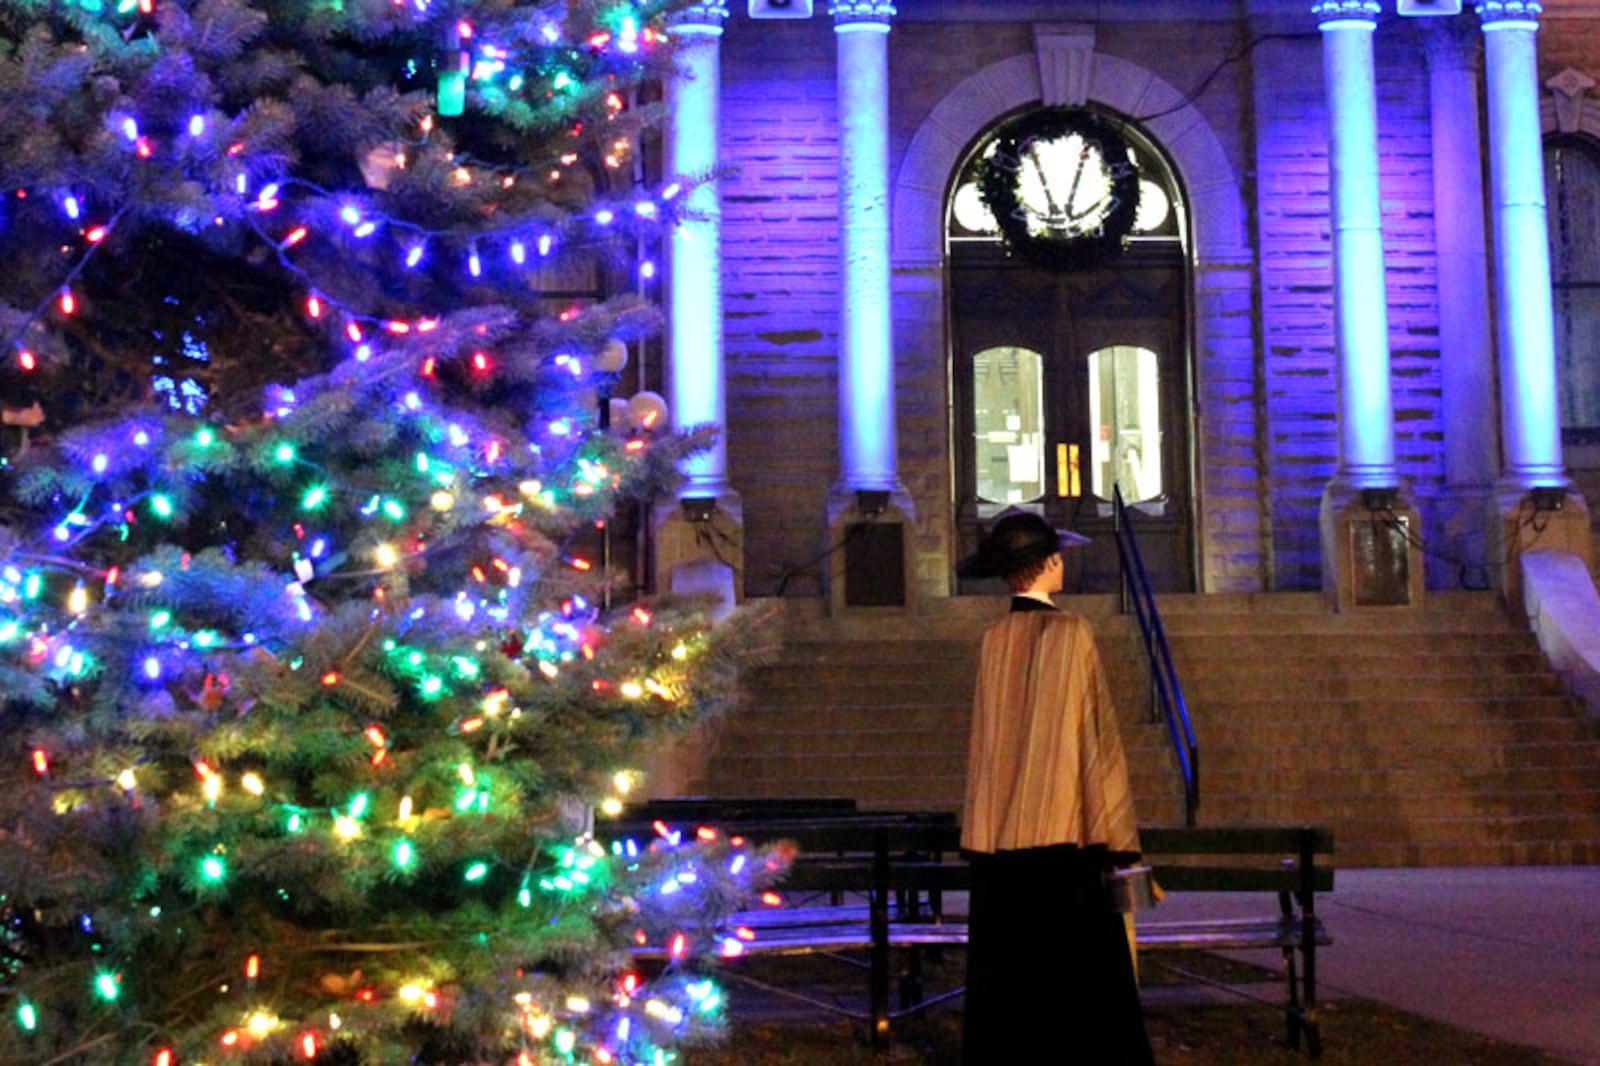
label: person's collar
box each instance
[1015,590,1056,607]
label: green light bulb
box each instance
[195,428,214,447]
[201,856,225,882]
[464,862,488,882]
[394,840,414,869]
[302,486,328,510]
[274,443,295,463]
[17,1002,36,1031]
[150,495,173,519]
[349,793,369,819]
[94,973,119,1001]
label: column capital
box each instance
[1476,1,1542,26]
[1312,0,1379,25]
[669,2,729,34]
[829,1,895,28]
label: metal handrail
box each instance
[1111,486,1199,827]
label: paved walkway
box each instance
[1151,866,1600,1065]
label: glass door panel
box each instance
[1087,345,1163,508]
[973,346,1047,505]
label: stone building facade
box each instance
[652,0,1600,606]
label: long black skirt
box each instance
[962,844,1154,1065]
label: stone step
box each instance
[1183,740,1600,771]
[1189,789,1600,822]
[1339,839,1600,867]
[745,669,1561,701]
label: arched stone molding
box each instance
[892,50,1260,593]
[892,53,1250,268]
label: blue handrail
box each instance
[1111,486,1199,827]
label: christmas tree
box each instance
[0,1,784,1062]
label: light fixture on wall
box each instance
[1361,488,1398,513]
[1397,0,1463,15]
[1530,487,1567,513]
[749,0,813,18]
[855,490,890,517]
[681,496,718,523]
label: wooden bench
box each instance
[604,808,1333,1057]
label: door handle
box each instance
[1056,443,1080,498]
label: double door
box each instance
[951,252,1194,593]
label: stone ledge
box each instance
[1520,550,1600,717]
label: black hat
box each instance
[957,511,1090,579]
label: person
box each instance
[957,510,1154,1064]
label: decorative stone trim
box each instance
[1548,67,1597,134]
[1033,24,1096,108]
[828,0,895,26]
[1311,0,1380,21]
[670,1,730,30]
[1476,0,1542,23]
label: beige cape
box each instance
[960,610,1140,856]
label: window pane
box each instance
[973,346,1045,504]
[1088,346,1162,503]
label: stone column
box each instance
[1424,21,1498,585]
[1314,1,1423,609]
[656,1,743,612]
[826,0,913,611]
[1478,1,1565,490]
[831,0,899,495]
[1477,0,1593,594]
[665,1,731,502]
[1316,0,1398,491]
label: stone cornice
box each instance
[829,0,896,26]
[1476,0,1543,23]
[669,1,730,30]
[1311,0,1380,22]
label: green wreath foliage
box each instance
[978,109,1142,272]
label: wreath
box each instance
[977,109,1142,272]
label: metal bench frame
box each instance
[609,810,1334,1057]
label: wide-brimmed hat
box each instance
[957,511,1090,579]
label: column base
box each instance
[1432,483,1497,591]
[1319,481,1426,612]
[650,490,744,621]
[823,482,917,614]
[1489,483,1594,607]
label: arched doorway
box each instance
[948,107,1195,593]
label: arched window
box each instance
[1545,135,1600,442]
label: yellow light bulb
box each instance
[620,681,643,700]
[203,775,223,802]
[334,815,360,841]
[398,795,414,822]
[671,643,688,661]
[116,769,137,791]
[398,983,426,1005]
[430,491,455,512]
[67,583,88,615]
[247,1012,278,1037]
[375,544,399,569]
[241,773,264,796]
[600,797,623,817]
[613,771,633,794]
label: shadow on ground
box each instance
[685,950,1570,1065]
